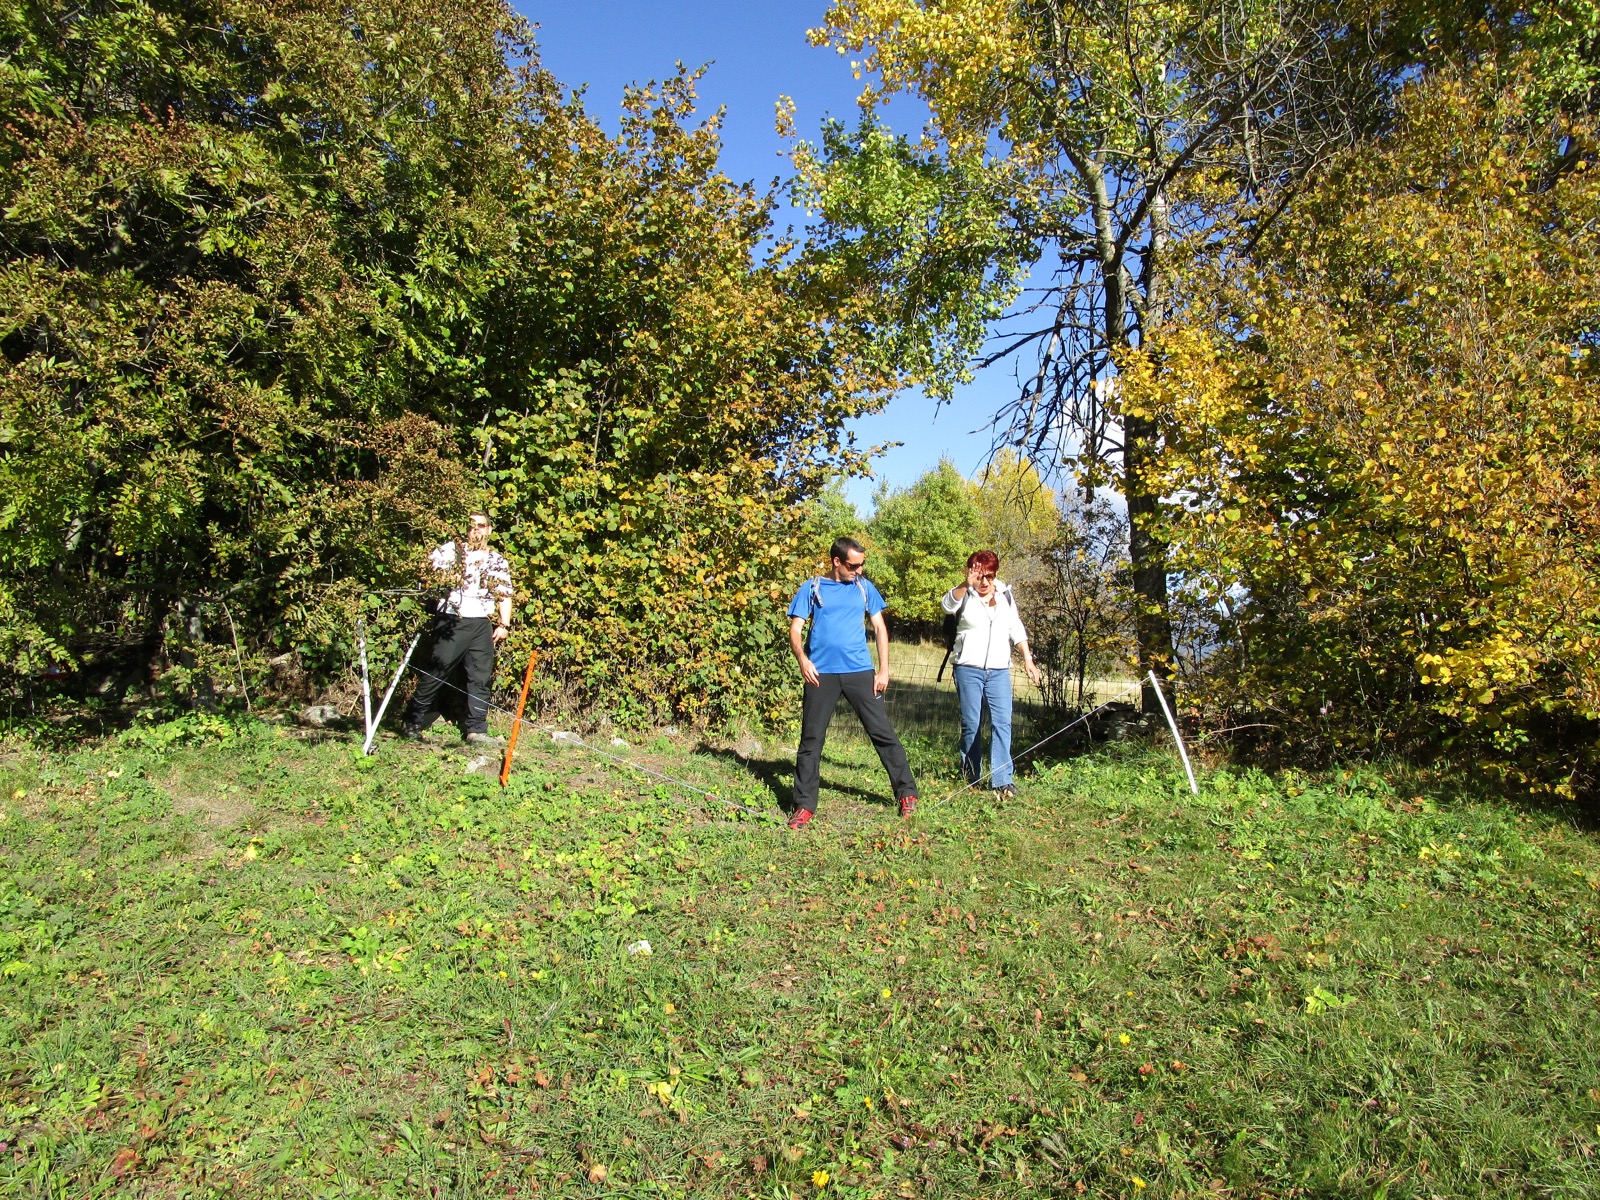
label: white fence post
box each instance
[1148,670,1199,795]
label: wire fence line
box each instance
[362,617,1135,771]
[827,637,1137,754]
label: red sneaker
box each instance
[899,794,918,818]
[787,809,815,830]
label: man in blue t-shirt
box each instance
[784,537,919,829]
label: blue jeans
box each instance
[953,665,1014,788]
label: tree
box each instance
[1123,67,1600,793]
[0,0,525,697]
[1031,497,1133,711]
[805,484,869,564]
[480,70,897,727]
[803,0,1399,711]
[970,449,1058,583]
[0,2,902,728]
[865,459,980,625]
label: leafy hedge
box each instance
[0,0,892,726]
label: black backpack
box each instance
[936,590,971,682]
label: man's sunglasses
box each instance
[839,559,866,571]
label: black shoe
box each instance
[399,725,424,742]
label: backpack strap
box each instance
[946,588,972,645]
[809,576,870,614]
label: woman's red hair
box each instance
[966,550,1000,572]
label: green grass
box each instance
[2,715,1599,1198]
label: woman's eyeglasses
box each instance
[977,572,996,584]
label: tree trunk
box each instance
[1124,417,1174,713]
[1130,184,1176,713]
[1085,161,1176,714]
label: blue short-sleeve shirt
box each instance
[787,577,887,675]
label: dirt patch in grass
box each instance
[167,783,255,830]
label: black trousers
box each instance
[793,670,917,813]
[403,615,495,735]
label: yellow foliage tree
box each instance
[969,450,1059,575]
[1123,69,1600,792]
[805,0,1399,711]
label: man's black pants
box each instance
[793,670,917,813]
[403,615,495,735]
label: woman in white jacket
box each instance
[941,550,1042,799]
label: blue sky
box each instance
[514,1,1028,513]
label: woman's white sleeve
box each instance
[940,588,963,615]
[1009,599,1030,647]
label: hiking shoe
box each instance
[787,808,815,830]
[399,725,425,742]
[464,731,505,749]
[993,784,1016,802]
[899,794,918,818]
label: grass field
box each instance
[3,715,1599,1198]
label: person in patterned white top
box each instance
[401,512,515,746]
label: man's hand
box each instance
[492,624,509,646]
[788,616,819,685]
[869,611,892,696]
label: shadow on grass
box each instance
[693,743,912,814]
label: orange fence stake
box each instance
[500,650,538,787]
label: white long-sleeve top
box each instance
[941,582,1030,670]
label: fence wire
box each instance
[366,619,1134,774]
[828,636,1136,754]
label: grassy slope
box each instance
[1,718,1598,1198]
